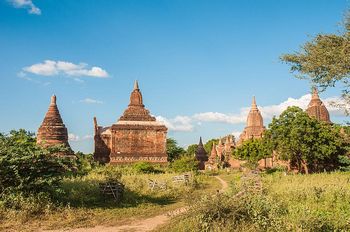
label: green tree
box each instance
[281,12,350,112]
[0,129,72,197]
[170,155,199,173]
[234,138,272,168]
[266,107,349,174]
[186,144,198,157]
[166,138,185,162]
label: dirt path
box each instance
[214,176,228,192]
[47,176,229,232]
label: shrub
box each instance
[0,130,72,197]
[132,162,164,174]
[171,156,199,173]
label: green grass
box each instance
[157,171,350,232]
[0,171,219,231]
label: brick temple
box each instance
[306,88,331,123]
[94,81,168,164]
[237,96,266,146]
[37,95,72,152]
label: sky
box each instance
[0,0,349,153]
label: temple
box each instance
[37,95,72,151]
[237,96,265,146]
[206,135,235,169]
[194,137,208,170]
[94,81,168,164]
[306,88,331,123]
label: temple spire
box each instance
[199,136,203,146]
[252,96,257,109]
[134,80,139,90]
[312,87,319,99]
[50,95,56,105]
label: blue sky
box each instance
[0,0,349,153]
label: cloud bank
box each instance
[9,0,41,15]
[22,60,109,78]
[157,94,347,132]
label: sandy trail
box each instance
[46,176,228,232]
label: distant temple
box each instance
[306,88,331,123]
[237,96,265,146]
[206,135,235,169]
[37,95,72,152]
[194,137,208,170]
[94,81,168,164]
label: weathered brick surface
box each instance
[306,88,331,123]
[237,96,265,146]
[37,95,72,152]
[94,81,168,164]
[194,137,208,170]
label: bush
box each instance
[0,130,73,197]
[182,192,287,232]
[171,156,199,173]
[132,162,164,174]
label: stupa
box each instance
[37,95,71,151]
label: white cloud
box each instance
[68,133,93,142]
[9,0,41,15]
[156,94,347,133]
[193,111,247,124]
[156,116,194,132]
[260,94,347,119]
[231,131,241,140]
[68,133,80,142]
[79,98,104,104]
[22,60,109,78]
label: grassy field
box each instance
[0,170,221,232]
[157,171,350,232]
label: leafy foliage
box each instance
[166,138,186,162]
[185,144,198,157]
[170,156,199,173]
[234,138,272,167]
[281,12,350,112]
[132,161,164,174]
[266,106,350,173]
[0,130,72,197]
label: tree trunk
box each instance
[301,159,309,174]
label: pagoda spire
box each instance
[134,80,139,90]
[306,87,331,123]
[252,96,258,110]
[37,95,71,151]
[50,95,56,105]
[311,87,319,99]
[199,136,203,146]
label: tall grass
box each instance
[0,165,210,231]
[159,171,350,232]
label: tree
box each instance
[266,107,349,174]
[0,129,72,197]
[166,138,186,162]
[234,138,272,168]
[281,12,350,112]
[170,155,199,173]
[186,144,198,157]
